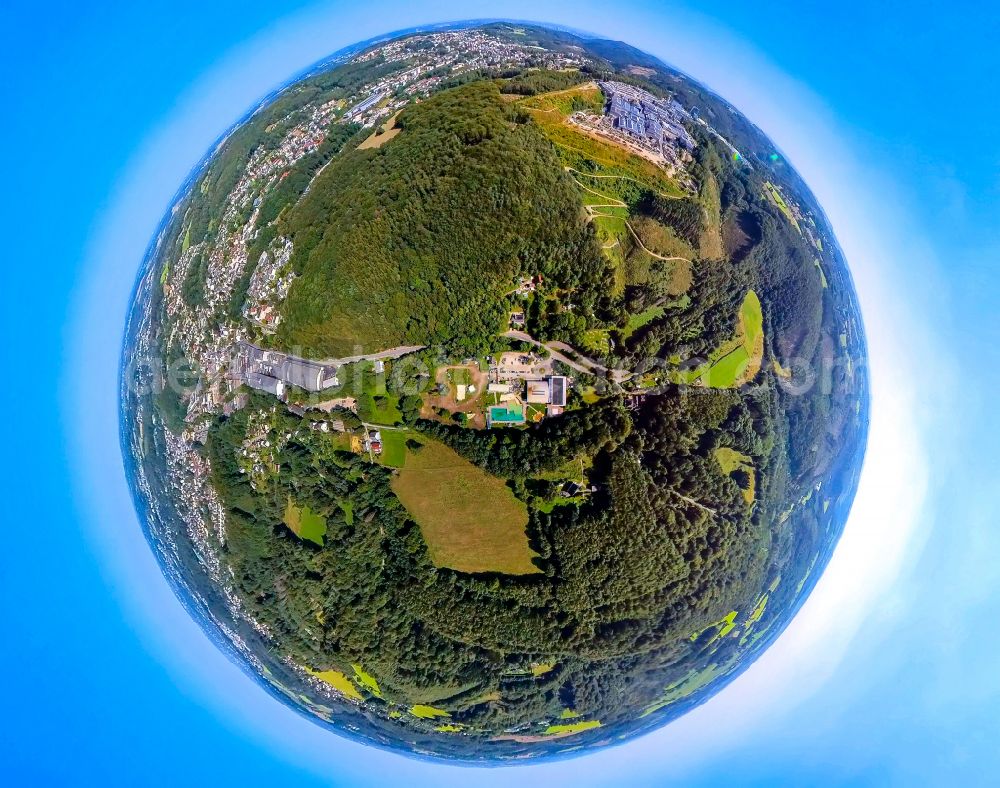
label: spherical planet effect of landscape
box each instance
[120,21,869,763]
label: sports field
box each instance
[390,439,539,574]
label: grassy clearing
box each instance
[409,704,450,719]
[592,214,628,293]
[745,594,768,628]
[714,446,756,504]
[580,328,611,355]
[357,110,402,150]
[623,247,656,286]
[526,403,547,422]
[544,720,602,736]
[698,170,724,259]
[339,498,354,525]
[359,392,402,426]
[814,258,829,288]
[534,455,589,482]
[283,499,327,546]
[764,181,801,232]
[536,496,582,514]
[448,367,473,386]
[622,305,666,339]
[668,257,694,294]
[592,213,628,237]
[571,169,661,206]
[522,82,605,115]
[351,664,382,698]
[689,610,738,643]
[630,215,697,270]
[580,177,694,298]
[398,680,480,707]
[674,290,764,388]
[308,668,363,701]
[390,438,539,574]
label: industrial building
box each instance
[345,90,387,120]
[598,81,696,152]
[278,357,340,392]
[246,373,285,398]
[236,342,340,396]
[525,376,568,407]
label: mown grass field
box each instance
[357,110,402,150]
[714,446,756,504]
[376,430,408,468]
[448,367,473,387]
[390,438,539,574]
[283,499,327,546]
[675,290,764,388]
[360,393,402,425]
[764,181,801,232]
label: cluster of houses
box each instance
[341,29,588,130]
[309,419,346,434]
[364,428,383,455]
[243,237,296,332]
[514,274,543,297]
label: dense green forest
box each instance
[273,81,610,357]
[205,381,772,736]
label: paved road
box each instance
[503,330,633,384]
[307,345,426,366]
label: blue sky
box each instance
[2,0,999,784]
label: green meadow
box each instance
[674,290,763,388]
[283,499,327,546]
